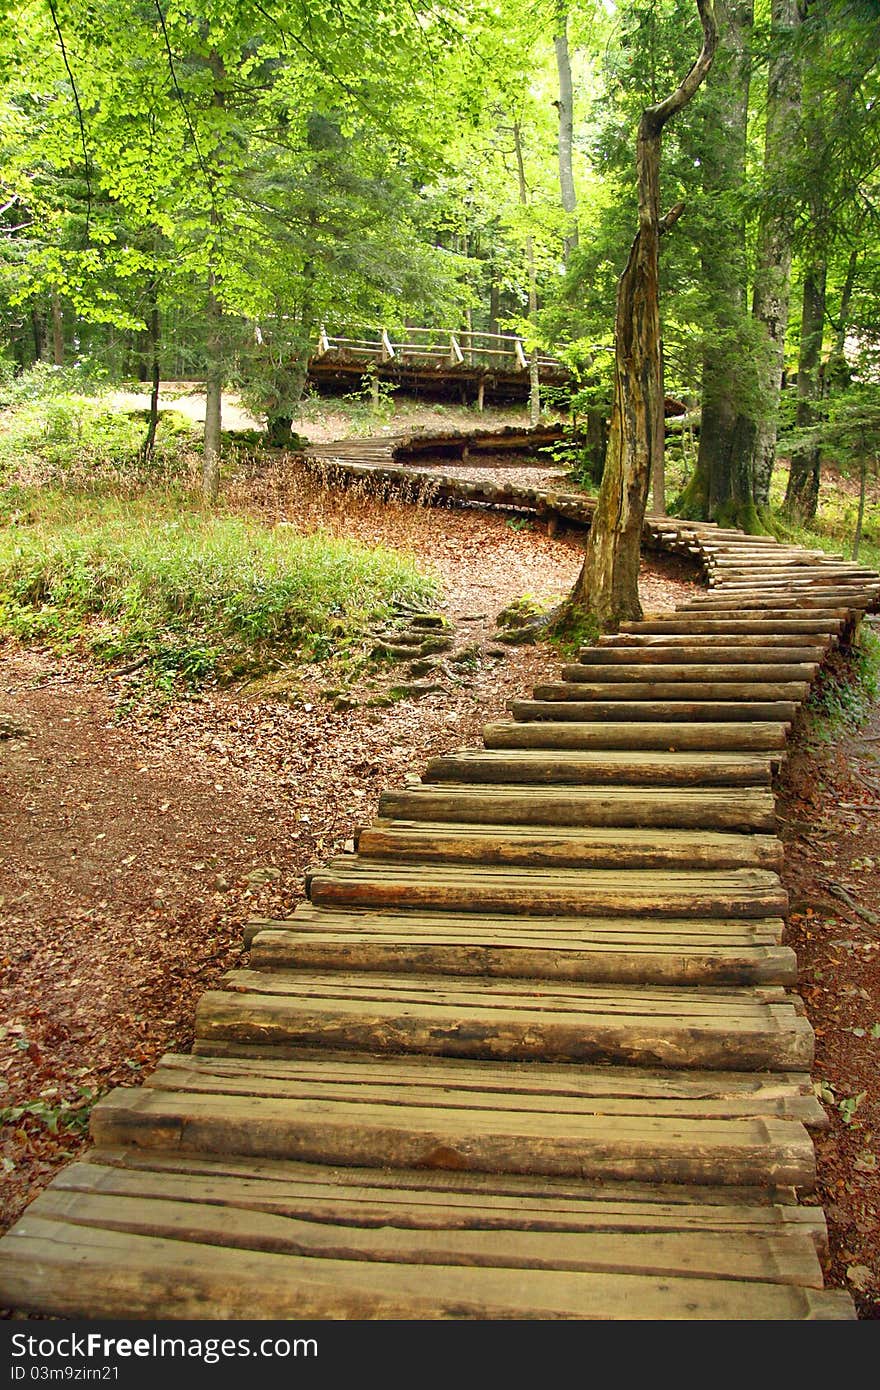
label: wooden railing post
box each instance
[380,329,395,362]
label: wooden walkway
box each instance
[2,447,879,1319]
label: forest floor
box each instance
[1,441,879,1318]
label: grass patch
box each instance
[0,490,438,689]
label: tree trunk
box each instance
[50,292,64,366]
[554,4,578,260]
[782,262,826,520]
[739,0,803,508]
[142,282,161,461]
[202,53,225,505]
[824,247,859,393]
[852,455,868,561]
[565,0,717,630]
[203,281,223,504]
[678,0,754,528]
[30,308,45,362]
[513,120,541,426]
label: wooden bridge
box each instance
[308,327,572,406]
[1,441,879,1319]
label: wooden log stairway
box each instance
[2,497,879,1318]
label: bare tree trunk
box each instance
[824,247,859,393]
[741,0,803,508]
[51,292,64,366]
[513,120,541,426]
[565,0,717,629]
[202,54,225,505]
[554,4,578,261]
[678,0,754,527]
[852,455,868,561]
[783,262,826,520]
[142,280,161,461]
[203,278,222,504]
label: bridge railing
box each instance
[313,326,568,375]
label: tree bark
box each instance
[565,0,717,630]
[739,0,803,508]
[203,278,223,504]
[50,292,64,366]
[678,0,755,528]
[142,280,161,461]
[824,246,859,393]
[782,261,826,520]
[513,120,541,426]
[554,4,578,260]
[202,53,225,505]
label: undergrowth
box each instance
[0,491,437,690]
[804,626,880,741]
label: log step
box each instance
[603,633,833,649]
[620,619,840,636]
[423,749,773,787]
[575,645,825,665]
[356,821,784,870]
[486,719,788,752]
[510,700,799,724]
[379,782,778,830]
[307,860,788,918]
[534,682,810,702]
[248,904,795,986]
[193,969,813,1072]
[558,663,818,684]
[1,1203,853,1320]
[92,1050,817,1176]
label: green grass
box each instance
[0,491,437,688]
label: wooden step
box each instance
[534,681,810,703]
[93,1049,817,1175]
[193,969,813,1072]
[1,1205,853,1319]
[576,645,825,665]
[510,700,799,724]
[356,821,784,870]
[620,619,840,636]
[423,749,773,788]
[379,783,778,830]
[248,904,794,986]
[558,663,818,684]
[596,632,832,650]
[486,719,788,752]
[307,861,788,919]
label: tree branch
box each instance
[46,0,92,238]
[644,0,718,136]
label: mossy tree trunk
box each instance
[677,0,755,530]
[564,0,717,630]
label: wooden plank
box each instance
[0,1217,854,1319]
[307,859,789,919]
[378,783,778,830]
[484,719,789,752]
[90,1084,818,1184]
[29,1187,825,1287]
[575,645,825,664]
[249,924,794,988]
[356,821,785,870]
[58,1155,830,1246]
[193,975,814,1071]
[620,619,839,635]
[559,662,818,683]
[509,699,799,724]
[143,1052,826,1125]
[423,749,773,788]
[534,681,810,702]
